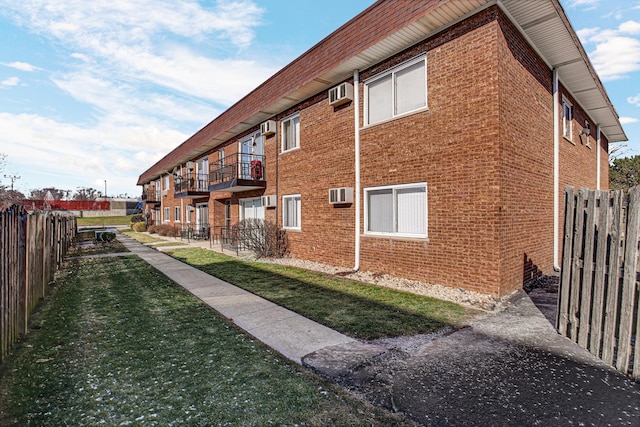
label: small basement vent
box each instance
[260,120,276,136]
[329,82,354,107]
[262,195,277,208]
[328,187,353,204]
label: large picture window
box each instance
[365,55,427,125]
[282,114,300,152]
[282,194,301,229]
[365,183,427,238]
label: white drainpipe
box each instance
[596,124,601,190]
[553,68,560,271]
[354,69,361,272]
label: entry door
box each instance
[239,198,264,221]
[196,203,209,227]
[239,133,264,179]
[196,158,208,191]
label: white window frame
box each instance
[562,97,573,142]
[364,54,427,126]
[163,175,170,191]
[174,206,181,222]
[163,207,170,223]
[282,194,301,230]
[364,182,428,238]
[239,197,264,221]
[281,113,300,153]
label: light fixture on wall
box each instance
[579,121,591,144]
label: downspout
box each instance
[596,124,601,190]
[353,69,361,272]
[275,121,280,230]
[553,68,560,271]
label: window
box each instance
[365,183,427,238]
[163,207,170,222]
[282,114,300,152]
[282,194,301,229]
[163,175,170,191]
[240,197,264,221]
[562,98,573,141]
[365,55,427,125]
[174,206,181,222]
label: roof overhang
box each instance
[138,0,626,185]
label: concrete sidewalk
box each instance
[116,233,355,364]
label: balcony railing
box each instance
[209,153,266,193]
[142,187,161,204]
[174,171,209,198]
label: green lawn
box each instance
[119,230,167,244]
[0,255,412,426]
[169,248,472,340]
[76,215,134,226]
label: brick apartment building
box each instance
[137,0,627,297]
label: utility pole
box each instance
[4,174,20,191]
[104,180,107,198]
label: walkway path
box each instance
[116,233,355,364]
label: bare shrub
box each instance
[232,218,289,258]
[147,224,179,237]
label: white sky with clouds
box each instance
[0,0,639,197]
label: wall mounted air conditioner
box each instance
[329,82,354,107]
[260,120,276,136]
[328,187,354,204]
[262,195,277,208]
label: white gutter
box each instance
[353,70,361,272]
[553,68,560,271]
[596,125,601,190]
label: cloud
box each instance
[620,117,638,124]
[568,0,600,10]
[1,77,20,86]
[0,112,187,191]
[628,94,640,106]
[0,0,278,117]
[579,21,640,80]
[3,61,39,71]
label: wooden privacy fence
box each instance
[0,205,76,363]
[558,186,639,380]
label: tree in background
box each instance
[609,155,640,190]
[29,187,69,200]
[73,187,101,201]
[0,153,25,209]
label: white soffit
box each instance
[500,0,627,142]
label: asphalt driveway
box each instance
[303,291,640,426]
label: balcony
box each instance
[142,188,161,205]
[209,153,266,193]
[174,171,210,199]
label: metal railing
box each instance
[142,187,161,203]
[174,171,208,193]
[176,223,211,242]
[209,153,265,185]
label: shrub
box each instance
[130,214,145,223]
[95,231,115,242]
[232,218,289,258]
[131,221,147,232]
[147,224,179,237]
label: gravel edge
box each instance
[251,256,513,312]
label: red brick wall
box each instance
[496,12,555,296]
[157,5,608,298]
